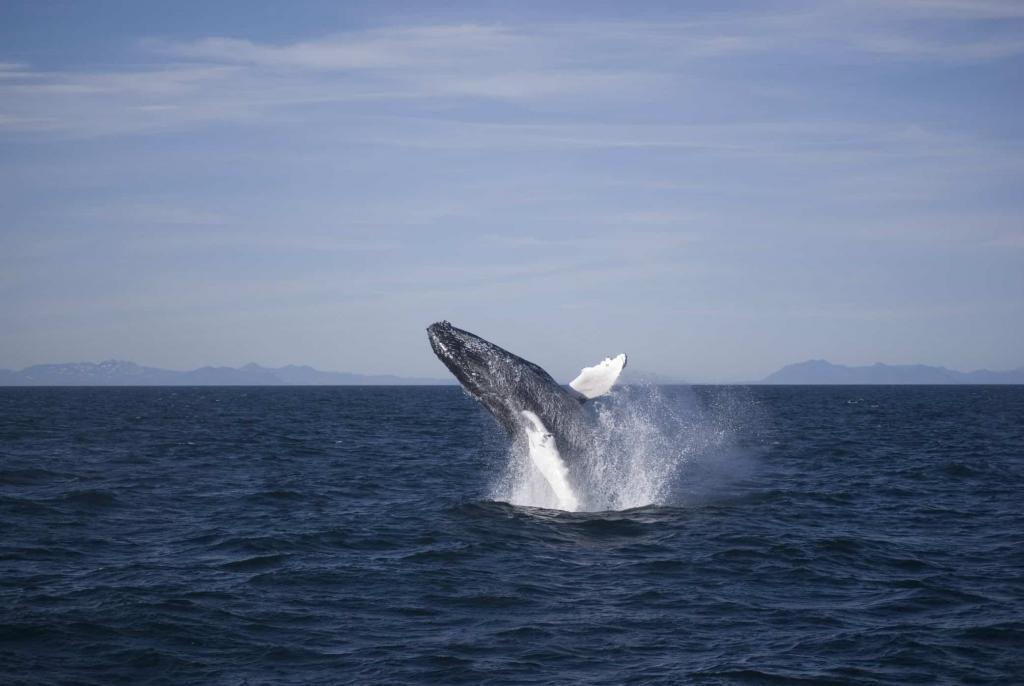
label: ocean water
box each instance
[1,385,1022,685]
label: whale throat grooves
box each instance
[520,411,579,512]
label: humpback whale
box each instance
[426,321,626,510]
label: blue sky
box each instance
[2,0,1022,382]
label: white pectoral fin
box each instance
[569,353,627,400]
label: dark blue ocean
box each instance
[1,385,1022,685]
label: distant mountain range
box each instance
[760,359,1024,385]
[2,358,1021,386]
[0,360,452,386]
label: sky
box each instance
[1,0,1022,382]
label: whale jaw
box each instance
[426,321,586,441]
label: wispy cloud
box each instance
[2,4,1022,374]
[866,0,1024,20]
[155,25,530,70]
[983,233,1024,248]
[2,6,1022,138]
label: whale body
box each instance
[426,321,626,510]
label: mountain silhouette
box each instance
[761,359,1024,384]
[0,360,451,386]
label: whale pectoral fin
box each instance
[569,353,627,400]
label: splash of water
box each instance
[491,384,754,512]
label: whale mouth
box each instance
[426,321,457,361]
[427,320,483,388]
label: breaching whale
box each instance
[426,320,626,510]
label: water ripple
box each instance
[0,385,1022,684]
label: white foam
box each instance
[491,384,752,512]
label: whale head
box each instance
[427,321,493,390]
[427,320,526,398]
[427,320,574,435]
